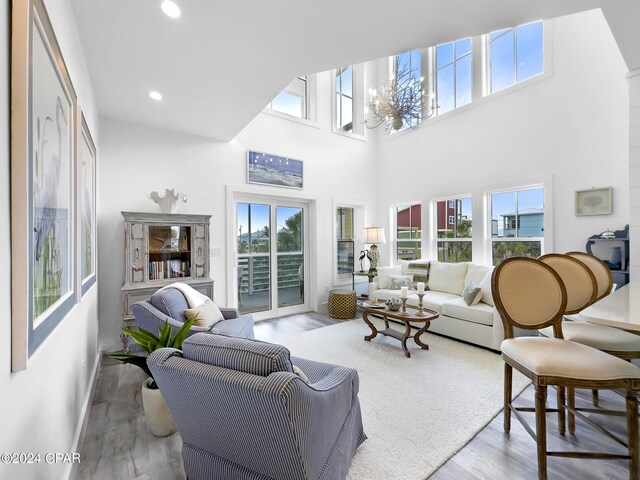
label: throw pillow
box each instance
[405,261,430,289]
[388,274,413,290]
[376,265,403,289]
[184,299,224,327]
[292,365,310,384]
[462,281,483,306]
[478,270,495,306]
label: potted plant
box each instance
[108,318,197,436]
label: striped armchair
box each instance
[131,287,254,339]
[147,333,366,480]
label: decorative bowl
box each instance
[386,298,402,311]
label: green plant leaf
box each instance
[159,321,172,347]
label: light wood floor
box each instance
[78,313,634,480]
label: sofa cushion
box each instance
[478,270,495,306]
[182,334,293,376]
[388,274,413,289]
[442,297,495,326]
[150,287,189,322]
[407,290,460,314]
[404,260,430,288]
[428,261,468,295]
[464,263,493,287]
[376,265,402,289]
[373,289,412,302]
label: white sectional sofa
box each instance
[370,260,504,350]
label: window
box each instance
[336,207,354,274]
[436,197,472,262]
[490,187,544,265]
[489,21,543,93]
[395,50,422,128]
[434,38,472,115]
[268,76,308,119]
[396,203,421,260]
[335,66,353,132]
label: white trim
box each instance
[626,68,640,80]
[260,108,320,129]
[225,185,320,316]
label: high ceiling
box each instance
[71,0,601,142]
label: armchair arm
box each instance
[264,362,362,479]
[131,302,210,337]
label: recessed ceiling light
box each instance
[161,0,181,18]
[149,91,163,101]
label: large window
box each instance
[395,50,422,128]
[489,21,543,93]
[268,76,309,119]
[396,203,421,260]
[335,67,353,132]
[490,187,544,265]
[336,207,354,274]
[436,197,472,262]
[434,38,472,115]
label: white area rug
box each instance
[278,317,530,480]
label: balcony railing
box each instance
[238,252,303,294]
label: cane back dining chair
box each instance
[493,257,640,480]
[540,253,640,416]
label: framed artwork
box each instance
[575,187,613,216]
[79,112,97,294]
[247,150,303,189]
[11,0,78,371]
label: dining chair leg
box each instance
[504,363,512,433]
[568,387,576,434]
[535,384,548,480]
[626,390,639,480]
[592,389,600,407]
[556,386,566,436]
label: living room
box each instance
[1,1,639,479]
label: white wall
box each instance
[97,68,380,350]
[0,1,99,479]
[376,10,630,265]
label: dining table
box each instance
[579,282,640,332]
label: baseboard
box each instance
[65,352,101,480]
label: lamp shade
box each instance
[362,227,386,245]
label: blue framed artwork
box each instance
[247,150,303,189]
[11,0,78,370]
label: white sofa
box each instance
[370,260,504,350]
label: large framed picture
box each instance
[247,150,303,189]
[79,112,97,294]
[11,0,78,371]
[575,187,613,216]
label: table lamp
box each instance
[363,227,386,273]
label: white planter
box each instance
[141,378,177,436]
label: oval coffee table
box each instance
[360,303,439,358]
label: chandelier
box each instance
[365,58,434,133]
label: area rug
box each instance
[277,317,530,480]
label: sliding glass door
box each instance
[237,199,307,317]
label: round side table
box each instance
[328,289,357,319]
